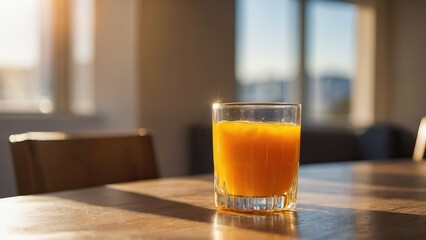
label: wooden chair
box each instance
[9,129,158,195]
[413,117,426,161]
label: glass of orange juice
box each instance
[212,102,301,212]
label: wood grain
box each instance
[1,160,426,239]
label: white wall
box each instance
[386,0,426,133]
[95,0,139,130]
[0,0,139,198]
[138,0,236,176]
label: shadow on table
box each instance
[300,162,426,189]
[53,187,426,238]
[300,182,426,201]
[51,187,426,239]
[300,163,426,201]
[297,203,426,239]
[53,187,215,223]
[53,186,298,236]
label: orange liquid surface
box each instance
[213,121,301,197]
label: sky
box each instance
[236,0,357,84]
[0,0,40,67]
[236,0,299,83]
[0,0,93,68]
[307,0,357,78]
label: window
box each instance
[306,0,357,122]
[0,0,49,113]
[71,0,95,115]
[0,0,94,115]
[236,0,357,124]
[236,0,299,103]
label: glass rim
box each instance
[212,102,301,109]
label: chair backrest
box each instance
[9,129,158,195]
[413,117,426,161]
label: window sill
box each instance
[0,112,100,121]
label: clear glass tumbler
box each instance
[212,102,301,212]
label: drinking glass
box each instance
[212,102,301,212]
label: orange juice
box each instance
[213,120,301,197]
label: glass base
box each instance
[215,192,296,213]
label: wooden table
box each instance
[2,160,426,239]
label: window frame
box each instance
[236,0,367,127]
[0,0,94,116]
[300,0,359,125]
[52,0,72,114]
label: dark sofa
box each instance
[189,123,416,174]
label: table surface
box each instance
[2,160,426,239]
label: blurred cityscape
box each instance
[237,79,291,102]
[238,74,351,116]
